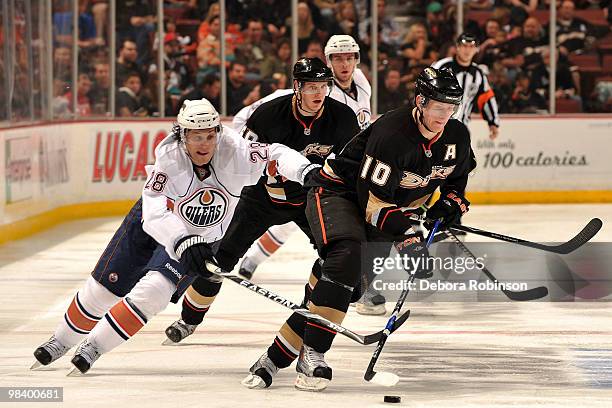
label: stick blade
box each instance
[504,285,549,301]
[366,371,400,387]
[553,218,603,254]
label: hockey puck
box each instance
[384,395,401,403]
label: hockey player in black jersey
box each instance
[163,58,360,349]
[243,67,476,391]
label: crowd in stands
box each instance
[3,0,611,122]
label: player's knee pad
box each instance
[321,239,363,288]
[80,276,122,317]
[126,271,175,319]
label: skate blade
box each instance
[240,374,268,389]
[30,361,44,370]
[161,338,179,346]
[294,373,330,392]
[66,367,84,377]
[368,371,399,387]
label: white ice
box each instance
[1,204,612,407]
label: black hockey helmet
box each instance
[293,57,333,82]
[415,67,463,105]
[456,32,479,46]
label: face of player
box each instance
[297,81,329,113]
[420,97,457,133]
[185,128,218,166]
[329,53,357,86]
[456,42,478,65]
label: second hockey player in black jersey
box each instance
[163,58,361,350]
[243,67,476,391]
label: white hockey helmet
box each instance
[324,35,360,65]
[177,98,220,130]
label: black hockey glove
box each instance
[425,191,470,231]
[394,231,432,279]
[174,235,216,279]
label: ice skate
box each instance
[241,351,279,389]
[31,335,71,370]
[295,345,332,391]
[162,319,198,345]
[68,340,101,375]
[356,287,386,316]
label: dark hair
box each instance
[229,60,246,71]
[120,39,137,50]
[199,73,220,88]
[123,71,140,83]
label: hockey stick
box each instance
[406,214,602,255]
[204,261,411,346]
[364,221,441,387]
[445,230,549,301]
[449,218,602,254]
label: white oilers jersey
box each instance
[329,67,371,129]
[141,125,313,259]
[232,89,294,132]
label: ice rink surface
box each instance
[1,204,612,407]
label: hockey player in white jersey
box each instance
[31,99,316,374]
[237,35,373,282]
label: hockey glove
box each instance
[394,231,432,279]
[301,163,322,187]
[174,235,216,279]
[425,191,470,231]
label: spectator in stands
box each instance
[505,16,548,75]
[334,1,359,38]
[116,0,155,65]
[488,61,514,112]
[176,73,221,113]
[235,19,273,77]
[426,1,454,49]
[359,0,403,49]
[227,61,258,115]
[197,3,221,42]
[116,39,145,86]
[53,45,72,82]
[65,72,93,116]
[272,72,289,89]
[163,33,191,94]
[259,38,293,81]
[467,0,494,10]
[298,2,317,54]
[510,71,547,112]
[197,15,224,76]
[303,38,325,61]
[116,71,151,117]
[401,22,438,68]
[243,0,289,41]
[554,0,592,55]
[89,62,110,115]
[378,69,409,114]
[479,19,509,67]
[52,78,71,118]
[91,0,108,45]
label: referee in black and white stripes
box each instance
[432,33,500,140]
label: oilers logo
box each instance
[356,108,371,129]
[179,188,228,228]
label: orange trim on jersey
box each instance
[269,197,305,206]
[319,169,344,184]
[477,89,495,112]
[108,300,145,337]
[66,297,98,331]
[315,188,328,245]
[306,321,337,335]
[379,207,402,230]
[259,232,282,254]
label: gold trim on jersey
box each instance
[309,304,346,324]
[265,185,287,200]
[185,287,217,307]
[308,272,318,289]
[322,161,342,180]
[365,192,394,224]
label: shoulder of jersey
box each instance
[153,132,191,174]
[250,93,293,122]
[446,118,470,140]
[353,68,372,95]
[325,95,358,117]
